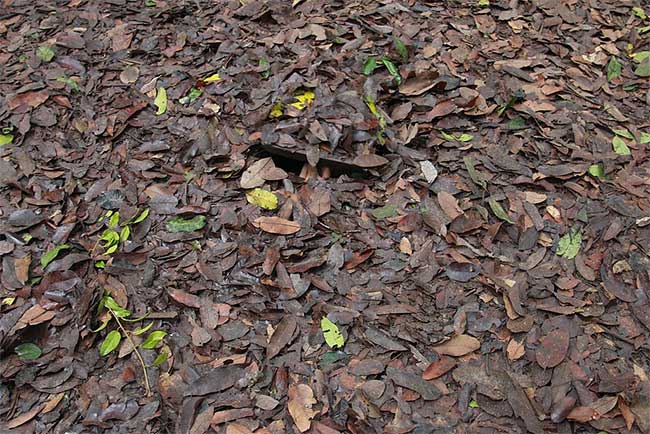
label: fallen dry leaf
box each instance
[432,334,481,357]
[288,384,318,432]
[254,216,301,235]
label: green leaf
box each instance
[132,208,150,224]
[613,129,634,139]
[109,211,120,227]
[144,0,156,6]
[36,45,55,62]
[100,330,121,356]
[612,136,631,156]
[393,36,408,62]
[95,260,106,269]
[103,296,131,318]
[132,322,154,336]
[246,188,278,210]
[488,198,514,224]
[363,56,378,76]
[457,133,474,142]
[588,164,605,179]
[179,87,202,104]
[154,87,167,115]
[259,58,271,78]
[607,56,622,82]
[41,244,70,269]
[632,51,650,63]
[91,318,111,333]
[477,0,489,6]
[56,76,81,93]
[633,6,647,19]
[141,330,167,349]
[640,132,650,144]
[557,227,582,259]
[469,399,479,408]
[119,226,130,242]
[463,157,487,190]
[508,117,526,129]
[105,244,118,255]
[0,133,14,146]
[151,351,170,367]
[380,57,402,85]
[440,131,457,141]
[15,343,42,360]
[634,57,650,77]
[318,351,348,369]
[320,317,345,349]
[165,215,206,232]
[371,204,397,219]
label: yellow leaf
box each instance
[246,188,278,210]
[320,317,344,348]
[2,297,16,305]
[289,89,315,110]
[202,73,221,82]
[270,101,283,118]
[154,87,167,115]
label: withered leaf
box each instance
[267,315,297,359]
[254,216,301,235]
[422,357,456,380]
[387,366,442,400]
[288,384,318,432]
[433,334,481,357]
[536,328,569,369]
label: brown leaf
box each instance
[536,328,569,369]
[6,404,44,428]
[619,398,635,431]
[254,216,301,235]
[433,334,480,357]
[506,338,525,360]
[566,406,597,423]
[226,423,254,434]
[168,289,201,308]
[437,191,462,220]
[309,188,331,217]
[422,357,456,380]
[352,154,389,168]
[14,254,30,285]
[288,384,318,432]
[240,157,275,189]
[426,100,456,120]
[267,315,297,359]
[399,73,439,96]
[8,91,49,110]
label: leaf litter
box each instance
[0,1,649,433]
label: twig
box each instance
[109,308,152,396]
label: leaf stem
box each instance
[109,308,152,396]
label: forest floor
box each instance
[1,0,650,433]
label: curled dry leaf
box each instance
[288,384,318,432]
[254,216,301,235]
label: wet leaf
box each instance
[15,343,42,360]
[488,198,514,224]
[154,87,167,115]
[166,215,206,232]
[141,330,166,349]
[254,216,301,235]
[41,244,70,269]
[246,188,278,210]
[433,334,481,357]
[557,227,581,259]
[100,330,121,356]
[321,317,345,348]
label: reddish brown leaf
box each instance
[422,357,456,380]
[8,90,49,110]
[433,334,480,357]
[353,154,389,168]
[267,315,297,359]
[536,328,569,369]
[168,289,201,308]
[288,384,318,432]
[426,100,456,120]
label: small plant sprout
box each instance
[94,292,168,396]
[92,208,149,258]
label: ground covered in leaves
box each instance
[1,0,650,433]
